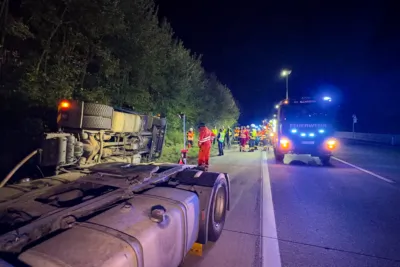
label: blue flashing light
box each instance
[323,96,332,101]
[318,129,325,133]
[291,129,297,133]
[300,133,306,137]
[309,133,315,137]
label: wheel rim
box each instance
[212,184,227,228]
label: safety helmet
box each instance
[189,127,193,131]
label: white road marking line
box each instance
[332,157,395,184]
[261,151,282,267]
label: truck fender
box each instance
[172,170,231,244]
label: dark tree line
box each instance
[0,0,239,176]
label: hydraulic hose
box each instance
[0,150,39,188]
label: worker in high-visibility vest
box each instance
[221,126,227,148]
[234,127,240,141]
[198,123,215,170]
[217,128,225,156]
[239,126,248,152]
[225,126,233,149]
[245,126,250,149]
[186,128,194,148]
[249,127,257,148]
[211,126,218,146]
[260,128,268,148]
[256,128,263,146]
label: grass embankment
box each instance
[157,130,219,164]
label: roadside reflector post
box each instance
[352,114,357,138]
[178,113,187,163]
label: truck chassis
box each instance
[0,163,230,266]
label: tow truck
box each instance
[0,100,230,267]
[272,96,339,165]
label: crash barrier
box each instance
[335,131,400,146]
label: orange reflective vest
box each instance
[187,131,194,140]
[199,127,215,147]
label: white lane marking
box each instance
[261,151,282,267]
[332,157,395,184]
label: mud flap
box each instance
[172,170,231,244]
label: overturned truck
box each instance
[0,100,230,267]
[46,99,167,168]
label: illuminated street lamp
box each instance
[280,69,292,99]
[275,104,279,109]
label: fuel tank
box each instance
[18,187,200,267]
[112,111,142,133]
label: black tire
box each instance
[274,149,284,163]
[208,174,228,242]
[319,156,331,166]
[83,103,113,118]
[82,116,112,130]
[275,154,284,163]
[160,118,167,127]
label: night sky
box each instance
[156,0,400,133]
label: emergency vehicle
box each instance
[272,96,338,165]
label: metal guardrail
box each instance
[335,131,400,146]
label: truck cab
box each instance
[272,97,338,165]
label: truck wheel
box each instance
[274,149,284,163]
[319,156,331,166]
[83,103,113,118]
[208,173,228,242]
[82,116,112,130]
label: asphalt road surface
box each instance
[182,140,400,267]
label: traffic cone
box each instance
[179,149,188,165]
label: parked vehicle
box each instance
[272,97,339,165]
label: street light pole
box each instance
[280,69,292,99]
[178,113,186,149]
[285,75,289,99]
[182,114,186,150]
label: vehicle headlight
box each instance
[280,138,290,149]
[325,138,338,150]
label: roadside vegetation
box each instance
[0,0,239,176]
[158,130,220,164]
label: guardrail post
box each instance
[391,136,395,146]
